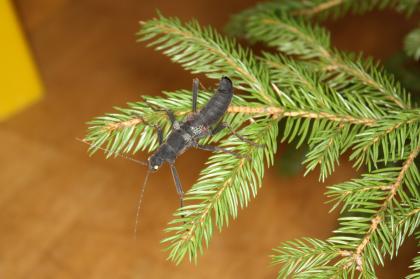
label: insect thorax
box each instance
[190,125,206,136]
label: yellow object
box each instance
[0,0,43,120]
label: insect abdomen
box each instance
[198,77,233,126]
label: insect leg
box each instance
[144,101,176,126]
[162,109,176,126]
[212,122,264,148]
[135,112,164,144]
[156,126,164,145]
[169,163,185,208]
[195,143,250,160]
[142,102,178,143]
[192,78,199,113]
[140,118,164,145]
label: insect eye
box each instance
[154,165,159,170]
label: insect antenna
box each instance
[76,138,148,166]
[77,137,152,238]
[134,170,151,239]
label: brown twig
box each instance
[292,0,343,16]
[228,105,376,126]
[105,118,143,131]
[353,147,419,267]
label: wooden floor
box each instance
[0,1,418,278]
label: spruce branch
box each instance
[85,86,382,164]
[227,0,420,35]
[230,104,376,126]
[85,90,255,158]
[292,0,344,17]
[273,149,419,277]
[81,8,420,276]
[84,89,278,264]
[163,119,278,264]
[137,13,277,105]
[350,110,420,169]
[303,123,359,181]
[291,0,420,18]
[353,149,418,254]
[271,238,344,278]
[246,11,410,110]
[263,53,387,180]
[356,152,420,255]
[328,147,420,275]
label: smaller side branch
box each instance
[397,208,420,227]
[180,159,246,244]
[106,118,143,131]
[341,185,392,198]
[140,20,277,105]
[228,106,376,126]
[260,18,331,59]
[335,61,407,109]
[99,105,376,133]
[293,0,343,16]
[355,146,420,257]
[255,15,408,109]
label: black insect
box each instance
[80,76,259,232]
[143,76,260,208]
[146,78,242,200]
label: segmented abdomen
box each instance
[194,76,233,127]
[199,93,232,125]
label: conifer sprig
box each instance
[163,119,278,264]
[271,238,344,278]
[82,10,420,277]
[138,13,277,105]
[350,110,420,169]
[273,148,419,277]
[290,0,420,17]
[245,11,410,110]
[331,148,420,276]
[85,90,260,158]
[227,0,420,34]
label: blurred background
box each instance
[0,0,419,278]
